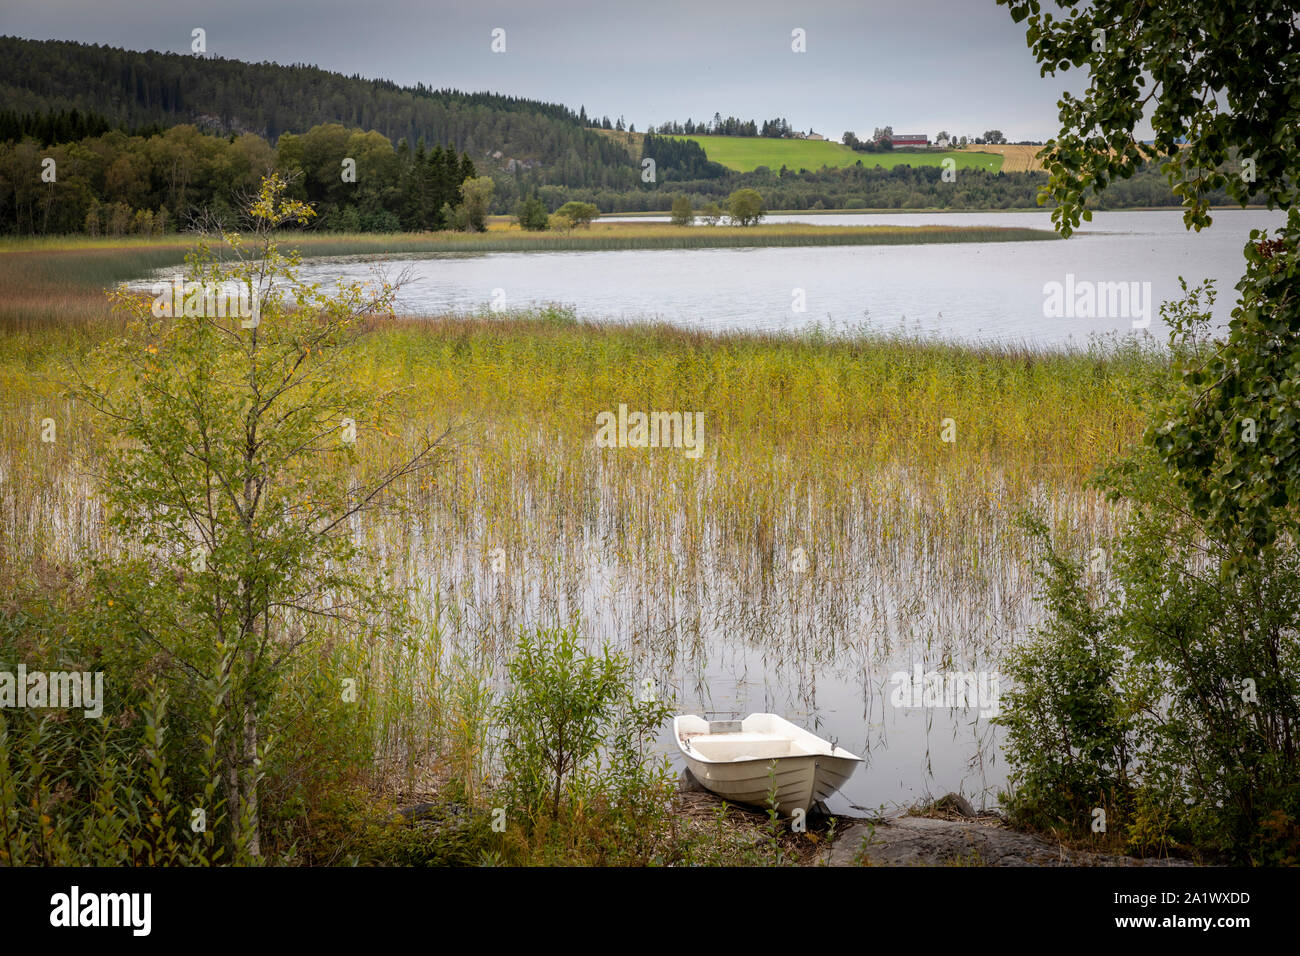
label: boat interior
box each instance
[686,732,820,762]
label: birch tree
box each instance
[75,175,448,855]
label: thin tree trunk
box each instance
[226,711,241,848]
[243,648,260,857]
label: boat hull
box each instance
[681,752,860,816]
[674,714,861,816]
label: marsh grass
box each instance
[1,310,1157,715]
[0,238,1161,858]
[336,222,1060,251]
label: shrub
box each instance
[998,513,1135,833]
[497,623,670,818]
[726,188,765,226]
[1000,283,1300,863]
[670,195,694,226]
[514,195,549,231]
[554,201,599,228]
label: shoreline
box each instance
[0,222,1060,258]
[596,203,1274,218]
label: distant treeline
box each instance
[526,164,1051,213]
[0,108,166,146]
[0,112,1267,234]
[649,115,802,138]
[640,133,729,180]
[0,122,481,235]
[0,36,639,191]
[526,157,1266,214]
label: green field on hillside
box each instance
[683,135,1005,174]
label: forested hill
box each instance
[0,36,636,187]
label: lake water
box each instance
[287,209,1283,348]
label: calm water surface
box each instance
[288,209,1283,348]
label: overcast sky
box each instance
[2,0,1118,142]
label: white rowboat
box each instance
[674,713,862,816]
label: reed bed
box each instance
[0,219,1056,265]
[1,310,1157,758]
[292,223,1060,252]
[0,239,1157,803]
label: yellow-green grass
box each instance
[3,290,1157,601]
[307,221,1053,249]
[2,307,1155,602]
[0,220,1054,275]
[679,135,1006,174]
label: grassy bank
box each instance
[0,221,1057,260]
